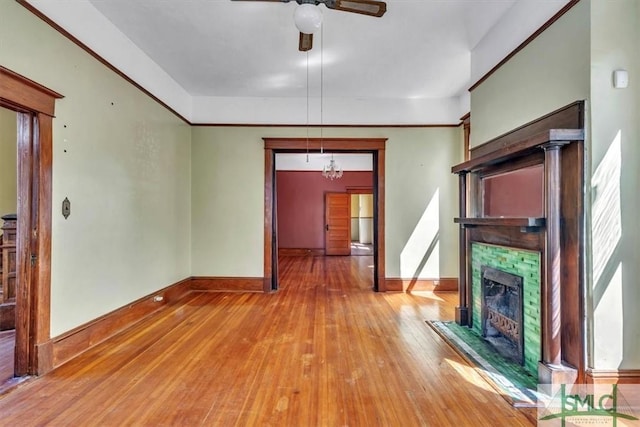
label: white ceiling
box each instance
[25,0,570,124]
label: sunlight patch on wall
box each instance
[594,263,624,367]
[591,131,622,287]
[400,189,440,279]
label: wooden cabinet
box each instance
[0,213,16,330]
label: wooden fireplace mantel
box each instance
[451,101,586,385]
[451,128,584,174]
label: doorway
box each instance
[0,66,60,380]
[0,106,17,384]
[263,137,386,292]
[348,191,374,256]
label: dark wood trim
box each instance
[452,129,583,174]
[50,278,192,368]
[586,369,640,385]
[479,151,545,179]
[385,278,458,293]
[1,66,58,376]
[16,0,189,125]
[460,113,471,161]
[15,113,33,375]
[455,173,469,325]
[455,217,545,228]
[264,149,275,293]
[468,0,582,92]
[33,113,53,373]
[190,277,264,292]
[458,116,471,323]
[191,123,459,128]
[560,139,585,383]
[34,340,53,376]
[469,229,544,252]
[375,149,385,291]
[264,138,386,292]
[45,274,266,371]
[265,138,386,151]
[345,187,373,195]
[278,248,326,257]
[541,142,569,367]
[469,101,584,159]
[0,66,63,116]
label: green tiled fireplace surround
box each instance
[471,243,541,376]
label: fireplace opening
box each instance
[481,266,524,365]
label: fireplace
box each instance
[471,243,541,375]
[481,266,524,365]
[452,101,586,384]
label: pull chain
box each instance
[306,50,310,163]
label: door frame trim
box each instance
[263,137,386,292]
[0,66,61,375]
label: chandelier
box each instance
[323,155,343,180]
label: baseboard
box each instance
[385,278,458,292]
[278,248,325,256]
[50,277,191,369]
[36,340,53,375]
[44,274,456,372]
[586,368,640,384]
[190,277,264,292]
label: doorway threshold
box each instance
[0,375,32,398]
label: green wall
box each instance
[0,0,462,337]
[1,1,192,336]
[191,126,462,280]
[589,0,640,369]
[470,0,590,147]
[470,0,640,370]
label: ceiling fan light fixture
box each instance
[294,3,323,34]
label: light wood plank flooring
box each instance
[0,256,534,426]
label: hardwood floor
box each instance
[350,242,374,256]
[0,256,534,426]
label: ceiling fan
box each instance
[231,0,387,51]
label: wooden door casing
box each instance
[325,193,351,256]
[1,66,61,376]
[263,137,386,292]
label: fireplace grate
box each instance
[480,266,524,365]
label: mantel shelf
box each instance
[454,217,546,231]
[451,129,584,174]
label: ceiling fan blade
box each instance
[230,0,288,2]
[327,0,386,17]
[299,32,313,52]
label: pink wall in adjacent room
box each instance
[277,171,373,249]
[483,165,544,217]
